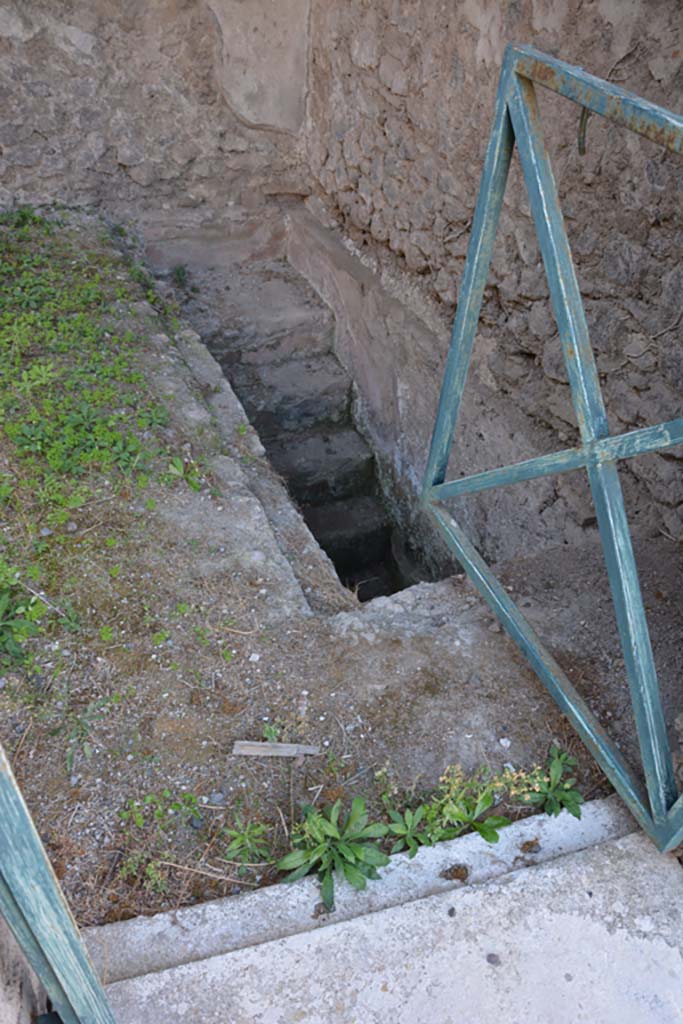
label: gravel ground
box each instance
[2,211,650,930]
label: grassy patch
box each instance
[0,208,203,676]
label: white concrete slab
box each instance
[87,796,633,984]
[106,833,683,1024]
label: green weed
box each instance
[386,805,431,858]
[119,789,200,833]
[166,456,202,492]
[278,798,389,911]
[170,264,189,289]
[222,816,272,869]
[0,587,43,663]
[518,746,584,819]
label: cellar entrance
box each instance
[151,247,425,602]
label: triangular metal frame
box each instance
[422,45,683,850]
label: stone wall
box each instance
[306,0,683,545]
[0,1,309,222]
[0,0,681,555]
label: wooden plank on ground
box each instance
[232,741,320,758]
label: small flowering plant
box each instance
[517,745,584,819]
[423,766,513,845]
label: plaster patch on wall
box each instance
[462,0,505,68]
[207,0,310,133]
[0,3,96,56]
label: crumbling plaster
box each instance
[0,1,309,218]
[305,0,683,545]
[0,0,682,554]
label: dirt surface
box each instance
[499,535,683,793]
[4,210,678,934]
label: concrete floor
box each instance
[103,829,683,1024]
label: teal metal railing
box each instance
[422,44,683,850]
[1,44,681,1024]
[0,743,115,1023]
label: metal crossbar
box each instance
[0,43,680,1024]
[422,44,683,850]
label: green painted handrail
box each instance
[0,743,115,1023]
[422,45,683,851]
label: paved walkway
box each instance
[101,825,683,1023]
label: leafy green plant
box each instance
[0,206,45,230]
[170,264,189,289]
[143,859,169,894]
[119,852,168,894]
[278,798,388,911]
[386,805,431,858]
[436,788,510,844]
[58,692,123,771]
[119,789,200,834]
[519,746,584,819]
[262,721,281,742]
[0,587,41,662]
[61,600,81,634]
[166,456,202,492]
[423,767,511,845]
[129,261,153,290]
[16,361,58,395]
[0,475,13,503]
[222,816,272,868]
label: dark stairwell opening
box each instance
[163,256,422,602]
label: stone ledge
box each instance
[104,831,683,1024]
[85,795,633,986]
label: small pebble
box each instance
[499,737,511,749]
[40,527,52,538]
[486,953,501,966]
[189,815,204,830]
[209,791,226,805]
[66,521,78,533]
[249,653,260,663]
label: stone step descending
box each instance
[146,238,408,600]
[267,426,376,505]
[230,352,352,438]
[209,318,335,368]
[302,494,391,574]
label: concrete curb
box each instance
[104,832,683,1024]
[85,795,634,985]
